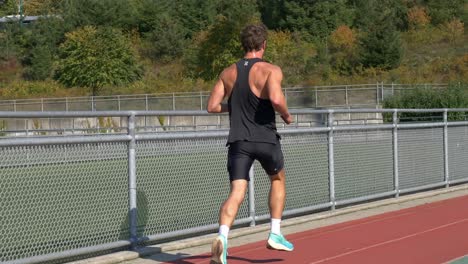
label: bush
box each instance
[383,84,468,122]
[407,6,431,29]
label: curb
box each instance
[69,183,468,264]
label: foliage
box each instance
[23,45,53,80]
[59,0,140,31]
[19,17,66,80]
[0,0,16,17]
[23,0,61,15]
[0,79,84,99]
[407,6,431,29]
[174,0,217,38]
[142,14,187,62]
[0,0,467,98]
[185,0,260,80]
[257,0,284,30]
[426,0,466,25]
[383,84,468,121]
[264,30,317,84]
[328,25,359,74]
[55,26,142,95]
[278,0,354,40]
[0,24,18,60]
[352,0,408,31]
[439,19,465,43]
[359,10,403,70]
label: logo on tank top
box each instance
[244,61,249,66]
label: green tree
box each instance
[359,25,403,70]
[275,0,355,40]
[23,0,62,15]
[19,17,67,80]
[143,14,187,62]
[135,0,188,62]
[351,0,408,31]
[328,25,359,74]
[24,44,53,80]
[258,0,285,30]
[0,0,16,17]
[426,0,466,25]
[135,0,174,34]
[55,26,142,95]
[358,3,403,70]
[59,0,140,31]
[175,0,217,38]
[264,30,317,84]
[186,0,260,80]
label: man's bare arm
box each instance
[267,67,292,124]
[207,77,228,113]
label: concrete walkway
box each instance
[69,184,468,264]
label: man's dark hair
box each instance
[240,24,268,53]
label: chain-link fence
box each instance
[1,108,468,263]
[0,83,449,112]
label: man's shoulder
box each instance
[256,61,281,72]
[219,63,238,85]
[220,63,237,77]
[255,61,282,77]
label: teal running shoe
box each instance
[267,232,294,251]
[210,234,228,264]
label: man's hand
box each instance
[281,113,293,125]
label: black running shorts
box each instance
[227,140,284,182]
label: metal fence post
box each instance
[145,95,149,130]
[443,110,449,187]
[248,165,256,227]
[172,93,176,111]
[200,91,204,111]
[145,95,149,111]
[315,88,318,107]
[376,83,379,105]
[393,110,399,197]
[345,86,349,106]
[127,114,138,248]
[328,112,336,210]
[380,82,384,102]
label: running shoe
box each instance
[266,232,294,251]
[210,234,228,264]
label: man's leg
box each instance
[267,169,294,251]
[219,179,248,227]
[211,179,248,264]
[269,169,286,220]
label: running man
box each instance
[206,23,294,264]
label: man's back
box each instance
[225,58,279,145]
[220,60,281,100]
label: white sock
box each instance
[271,218,281,235]
[219,225,230,237]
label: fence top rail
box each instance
[0,83,450,104]
[0,108,467,118]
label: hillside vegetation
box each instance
[0,0,466,100]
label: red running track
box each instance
[165,195,468,264]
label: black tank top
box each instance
[227,58,279,145]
